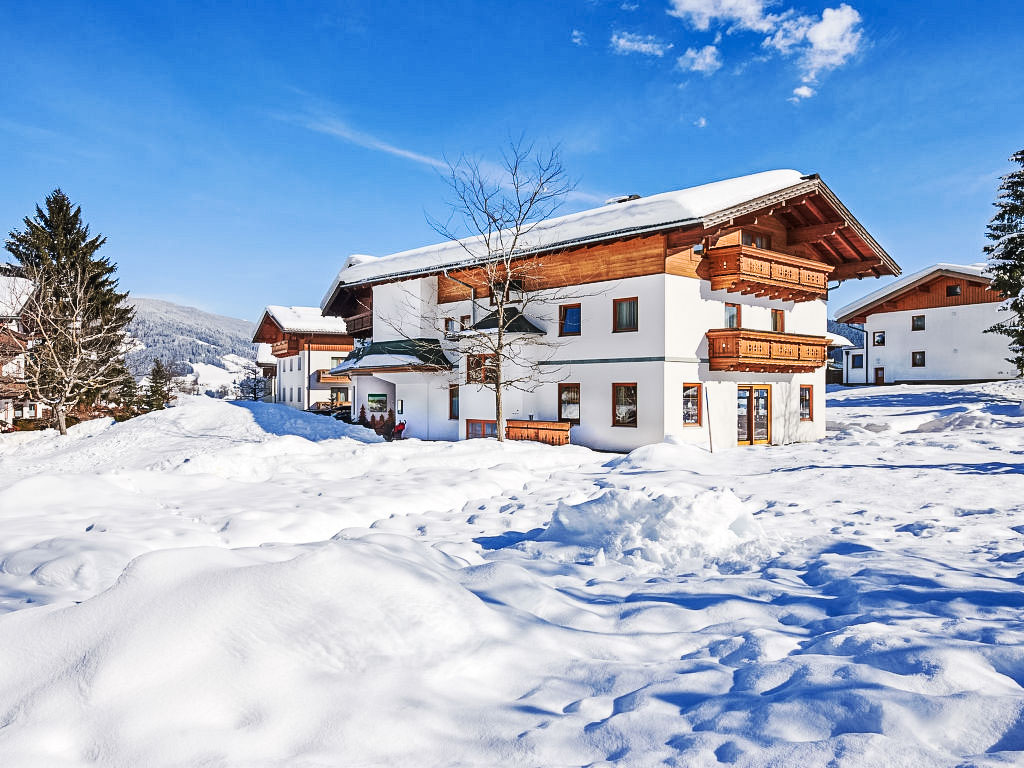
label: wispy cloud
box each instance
[677,45,723,74]
[667,0,779,33]
[571,28,586,46]
[296,115,448,169]
[693,116,708,128]
[611,31,674,57]
[789,85,815,102]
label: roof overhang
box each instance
[834,263,993,323]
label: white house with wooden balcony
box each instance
[320,170,898,451]
[0,270,46,426]
[251,306,354,412]
[835,263,1016,385]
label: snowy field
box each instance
[0,383,1022,767]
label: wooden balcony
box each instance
[316,369,350,384]
[271,338,299,357]
[708,245,834,302]
[706,328,830,373]
[506,419,571,446]
[345,311,373,337]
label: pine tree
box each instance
[4,190,135,434]
[985,150,1024,374]
[145,358,174,411]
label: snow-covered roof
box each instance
[0,275,33,318]
[834,263,991,322]
[255,343,276,366]
[263,306,349,334]
[321,170,813,306]
[827,333,857,348]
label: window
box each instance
[612,383,637,427]
[491,278,525,305]
[946,284,962,297]
[912,315,926,331]
[467,354,498,384]
[466,419,498,438]
[331,356,344,368]
[289,358,294,372]
[873,331,886,346]
[559,304,582,336]
[612,298,638,332]
[298,355,302,371]
[330,387,349,405]
[396,399,404,415]
[682,383,702,426]
[800,385,813,421]
[444,317,456,335]
[771,309,785,333]
[449,384,459,420]
[558,383,580,423]
[912,351,926,367]
[460,314,471,330]
[851,353,864,369]
[742,231,771,249]
[367,393,388,413]
[725,303,741,329]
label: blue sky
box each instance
[1,0,1022,320]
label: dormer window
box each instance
[742,231,771,250]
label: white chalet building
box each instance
[835,263,1016,384]
[321,170,899,451]
[0,270,44,426]
[251,306,353,412]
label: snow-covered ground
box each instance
[0,383,1022,767]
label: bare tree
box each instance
[424,138,579,440]
[5,191,134,435]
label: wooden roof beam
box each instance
[789,222,849,245]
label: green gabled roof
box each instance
[471,307,545,334]
[343,338,454,369]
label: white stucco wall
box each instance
[275,349,351,409]
[848,303,1016,383]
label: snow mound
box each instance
[539,488,767,571]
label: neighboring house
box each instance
[251,306,354,411]
[320,169,899,451]
[0,269,45,425]
[835,263,1016,385]
[255,343,277,402]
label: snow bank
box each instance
[539,488,767,571]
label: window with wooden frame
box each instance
[459,314,471,330]
[466,419,498,439]
[612,383,637,427]
[725,303,741,329]
[490,278,525,305]
[912,315,926,331]
[449,384,459,420]
[559,304,582,336]
[912,351,926,367]
[946,284,962,297]
[799,385,813,421]
[742,230,771,250]
[558,383,580,424]
[466,354,497,384]
[771,309,785,333]
[443,317,456,334]
[682,383,702,426]
[612,298,638,332]
[873,331,886,346]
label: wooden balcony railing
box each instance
[344,311,373,336]
[316,369,350,384]
[708,245,834,302]
[271,338,299,357]
[706,328,830,373]
[506,419,571,446]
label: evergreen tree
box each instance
[145,358,174,411]
[116,374,142,419]
[985,150,1024,374]
[4,190,134,434]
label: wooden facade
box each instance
[706,328,830,372]
[505,419,571,446]
[839,274,1001,324]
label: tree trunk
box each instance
[495,377,504,442]
[55,404,67,436]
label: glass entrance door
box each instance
[737,385,771,445]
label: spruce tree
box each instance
[145,358,174,411]
[4,190,135,434]
[985,150,1024,374]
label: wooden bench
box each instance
[505,419,571,446]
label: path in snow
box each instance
[0,386,1022,767]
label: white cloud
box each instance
[694,116,708,127]
[677,45,723,74]
[763,3,863,82]
[611,31,674,57]
[571,29,586,46]
[294,116,447,169]
[789,85,815,102]
[621,1,640,9]
[666,0,779,32]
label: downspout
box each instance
[306,336,312,410]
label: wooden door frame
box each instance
[736,384,772,446]
[874,367,885,385]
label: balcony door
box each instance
[874,367,885,385]
[737,385,771,445]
